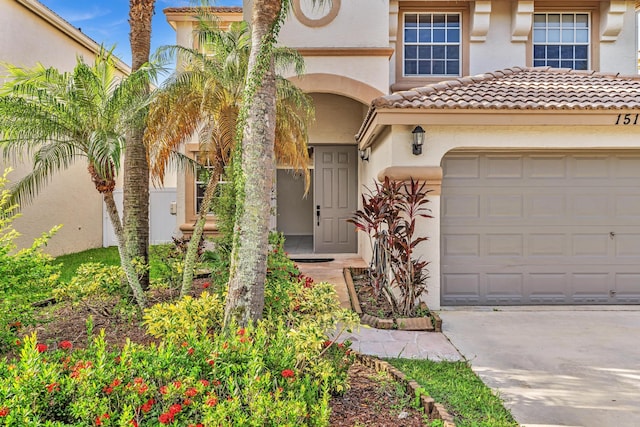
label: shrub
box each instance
[53,262,135,319]
[142,291,226,342]
[0,225,358,425]
[348,177,432,316]
[0,169,60,353]
[0,321,353,426]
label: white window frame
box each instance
[402,12,462,78]
[194,163,227,215]
[532,12,590,70]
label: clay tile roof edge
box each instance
[163,6,243,14]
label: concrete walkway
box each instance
[295,256,461,361]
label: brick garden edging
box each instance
[355,352,456,427]
[344,268,442,332]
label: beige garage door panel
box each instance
[441,152,640,305]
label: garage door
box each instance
[441,151,640,305]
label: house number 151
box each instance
[615,114,639,125]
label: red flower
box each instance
[168,403,182,415]
[14,339,20,346]
[102,385,113,394]
[95,417,102,426]
[138,384,149,394]
[183,398,192,406]
[133,377,144,385]
[207,359,215,366]
[202,282,210,289]
[59,340,73,350]
[187,347,194,355]
[46,382,59,393]
[159,386,169,395]
[140,398,155,413]
[172,380,182,389]
[206,396,218,407]
[102,414,110,419]
[36,343,47,353]
[158,412,174,424]
[0,407,9,417]
[281,369,295,379]
[130,420,138,427]
[111,378,121,387]
[185,387,198,397]
[323,340,333,347]
[237,328,245,336]
[199,379,210,387]
[181,341,188,348]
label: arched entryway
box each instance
[277,92,368,254]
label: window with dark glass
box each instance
[533,13,589,70]
[403,13,461,77]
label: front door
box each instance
[313,145,358,253]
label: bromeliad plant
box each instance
[348,177,432,317]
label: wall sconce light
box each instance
[359,147,370,161]
[411,125,425,155]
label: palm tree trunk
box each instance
[181,169,221,296]
[103,191,147,309]
[224,0,281,327]
[124,0,155,290]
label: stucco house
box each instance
[0,0,129,255]
[167,1,640,309]
[0,0,177,255]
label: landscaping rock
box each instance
[396,316,434,331]
[377,318,394,329]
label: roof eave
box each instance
[16,0,131,74]
[359,107,640,148]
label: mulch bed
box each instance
[329,362,426,427]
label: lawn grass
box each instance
[53,245,172,283]
[387,358,517,427]
[53,246,121,282]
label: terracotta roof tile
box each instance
[373,66,640,111]
[163,6,243,14]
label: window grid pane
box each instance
[533,13,589,71]
[404,12,461,77]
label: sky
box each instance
[39,0,243,69]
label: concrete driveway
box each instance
[439,309,640,427]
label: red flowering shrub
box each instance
[59,340,73,350]
[0,234,358,425]
[281,369,295,379]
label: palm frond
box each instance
[0,47,153,204]
[10,141,79,206]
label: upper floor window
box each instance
[533,13,589,70]
[403,13,461,77]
